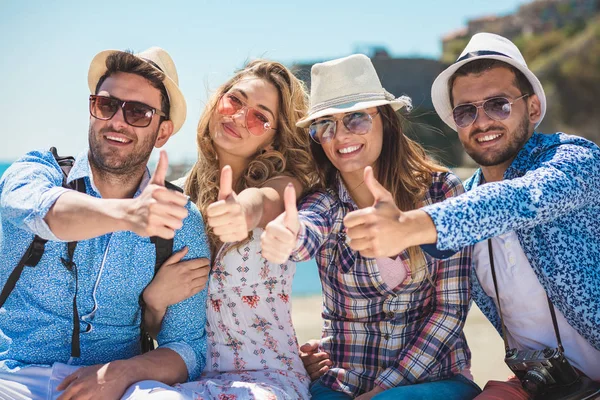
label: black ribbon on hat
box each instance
[456,50,510,63]
[141,57,164,72]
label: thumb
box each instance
[300,340,320,353]
[150,150,168,186]
[364,166,391,203]
[283,183,299,232]
[161,246,189,267]
[218,165,234,201]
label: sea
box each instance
[0,163,8,179]
[0,161,322,296]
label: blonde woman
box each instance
[142,60,318,399]
[261,55,480,400]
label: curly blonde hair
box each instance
[185,60,319,252]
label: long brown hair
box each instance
[309,105,448,276]
[185,60,319,251]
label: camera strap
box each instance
[487,239,566,353]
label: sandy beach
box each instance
[291,295,511,389]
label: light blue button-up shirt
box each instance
[0,149,210,381]
[423,132,600,352]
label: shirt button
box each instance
[508,255,516,265]
[387,311,395,319]
[505,241,511,249]
[384,334,390,340]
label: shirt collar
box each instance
[66,149,151,198]
[504,132,541,179]
[335,172,357,207]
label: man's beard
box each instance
[465,114,530,167]
[88,124,158,175]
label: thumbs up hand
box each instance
[149,149,169,186]
[129,150,189,239]
[261,183,300,264]
[343,166,404,258]
[206,165,249,243]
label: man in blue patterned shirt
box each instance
[337,33,600,398]
[0,48,210,399]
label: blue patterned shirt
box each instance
[0,149,210,380]
[423,132,600,351]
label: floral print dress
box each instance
[174,229,311,400]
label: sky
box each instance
[0,0,529,164]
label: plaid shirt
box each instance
[291,172,472,397]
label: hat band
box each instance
[456,50,509,63]
[141,57,164,72]
[309,91,393,114]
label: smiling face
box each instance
[209,76,279,160]
[88,72,171,174]
[318,107,383,183]
[451,66,539,170]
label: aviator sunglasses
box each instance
[89,95,166,128]
[217,93,276,136]
[308,110,379,144]
[452,94,529,128]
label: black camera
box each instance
[505,347,580,397]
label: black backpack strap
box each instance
[60,241,81,358]
[0,148,81,309]
[61,175,85,359]
[0,147,86,358]
[153,180,183,272]
[51,147,87,359]
[0,237,48,307]
[139,180,183,353]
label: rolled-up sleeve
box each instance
[291,190,337,262]
[156,203,210,381]
[0,150,69,241]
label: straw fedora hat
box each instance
[87,47,187,134]
[431,32,546,131]
[297,54,412,128]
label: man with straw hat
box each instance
[0,47,210,399]
[340,33,600,399]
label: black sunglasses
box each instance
[452,94,529,128]
[89,95,166,128]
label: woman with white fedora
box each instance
[260,54,480,399]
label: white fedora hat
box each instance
[431,32,546,131]
[88,47,187,134]
[297,54,412,128]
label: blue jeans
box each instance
[310,374,482,400]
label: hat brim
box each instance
[431,54,546,131]
[296,99,409,128]
[87,50,187,134]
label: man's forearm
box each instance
[45,191,131,241]
[116,348,189,386]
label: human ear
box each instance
[155,120,174,148]
[527,94,542,125]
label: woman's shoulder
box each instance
[298,187,340,212]
[426,170,465,203]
